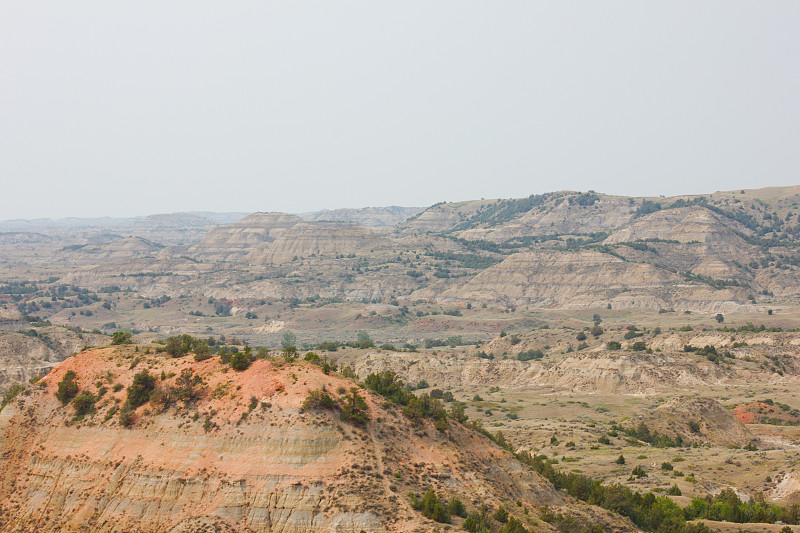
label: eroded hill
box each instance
[0,347,635,532]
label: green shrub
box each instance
[172,369,206,403]
[302,389,337,411]
[119,406,135,427]
[518,349,544,361]
[230,352,251,371]
[463,506,493,532]
[126,371,156,408]
[448,497,467,518]
[410,489,450,523]
[340,387,369,426]
[111,331,132,345]
[72,391,97,417]
[1,383,25,411]
[55,370,79,405]
[498,516,528,533]
[493,505,509,523]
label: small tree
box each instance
[119,405,135,427]
[411,489,450,524]
[55,370,79,405]
[715,313,724,323]
[356,331,374,349]
[340,387,369,425]
[448,497,467,518]
[126,371,156,408]
[282,346,298,361]
[302,389,337,411]
[493,506,509,523]
[72,391,97,417]
[111,331,132,345]
[281,331,297,349]
[193,341,211,361]
[173,368,206,402]
[616,454,626,465]
[230,351,251,371]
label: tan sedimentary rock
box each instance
[0,327,108,394]
[190,212,302,262]
[433,249,753,312]
[0,348,567,532]
[253,222,389,264]
[301,206,423,228]
[629,396,754,447]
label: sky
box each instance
[1,1,799,220]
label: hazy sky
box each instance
[2,2,798,220]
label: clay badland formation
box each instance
[0,346,635,532]
[2,186,800,532]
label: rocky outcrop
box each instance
[629,397,754,447]
[301,206,423,228]
[0,327,108,394]
[331,348,742,394]
[0,348,569,532]
[459,194,637,241]
[253,222,389,264]
[434,249,753,312]
[61,236,164,261]
[604,207,744,247]
[190,212,302,262]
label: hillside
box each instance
[301,206,424,228]
[1,186,799,358]
[0,347,636,532]
[0,325,108,394]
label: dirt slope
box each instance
[0,347,632,532]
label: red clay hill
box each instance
[0,345,635,532]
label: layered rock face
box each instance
[301,206,423,228]
[460,195,638,241]
[0,348,565,532]
[603,207,760,280]
[190,212,302,262]
[630,397,754,447]
[0,327,108,394]
[61,236,164,263]
[604,207,743,247]
[331,349,743,395]
[253,222,389,264]
[7,186,800,314]
[435,249,752,312]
